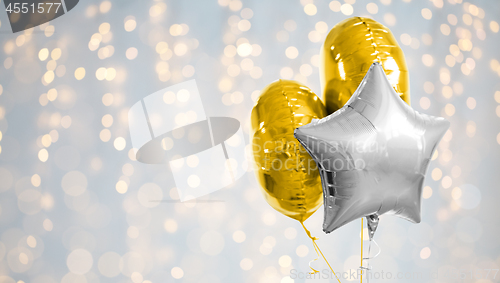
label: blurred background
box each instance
[0,0,499,282]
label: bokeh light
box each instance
[0,1,498,282]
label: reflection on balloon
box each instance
[295,63,449,236]
[321,16,411,114]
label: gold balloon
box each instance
[251,80,326,222]
[320,16,411,114]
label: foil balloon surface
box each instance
[321,16,411,114]
[295,63,450,235]
[251,80,327,222]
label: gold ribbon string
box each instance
[300,221,342,283]
[360,218,364,283]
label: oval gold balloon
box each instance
[321,16,411,114]
[251,80,326,222]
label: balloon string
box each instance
[299,221,320,274]
[300,221,342,283]
[362,239,381,268]
[359,223,382,283]
[360,218,364,283]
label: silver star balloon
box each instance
[294,63,450,237]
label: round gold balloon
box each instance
[321,16,411,114]
[251,80,326,222]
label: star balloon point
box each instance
[295,63,450,237]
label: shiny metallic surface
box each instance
[321,17,411,114]
[0,1,499,281]
[251,80,326,222]
[295,63,449,234]
[366,214,379,240]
